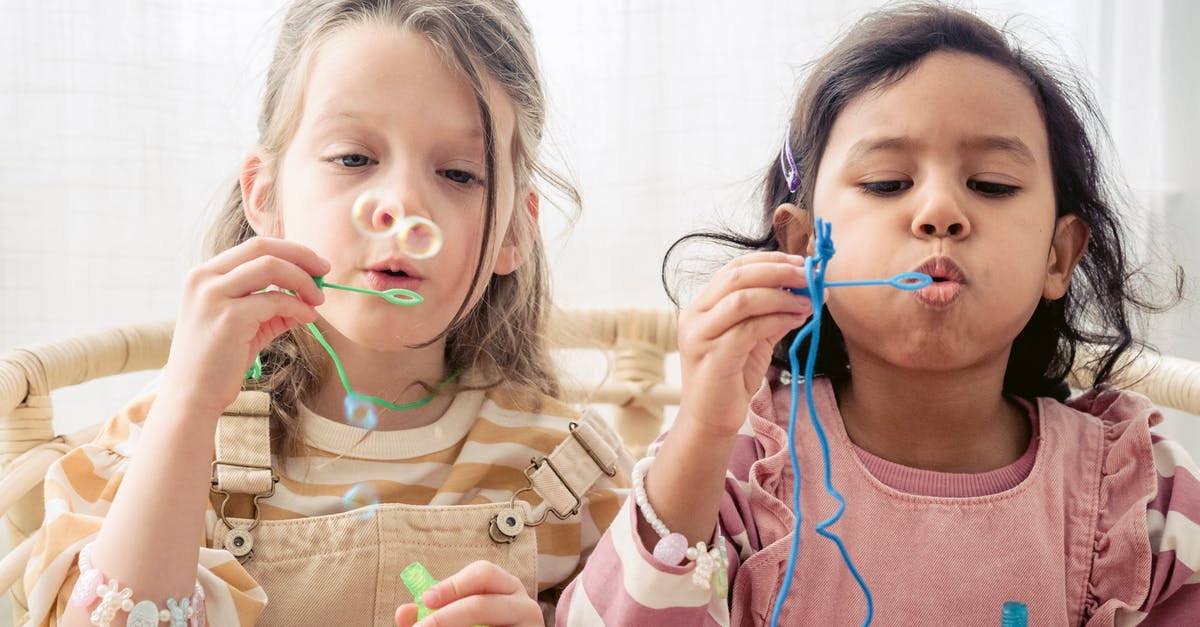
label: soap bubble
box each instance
[351,190,404,239]
[396,215,442,259]
[341,482,381,520]
[344,395,378,430]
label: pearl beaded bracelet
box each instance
[631,456,729,594]
[69,542,206,627]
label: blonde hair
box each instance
[205,0,578,457]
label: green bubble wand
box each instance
[244,190,457,414]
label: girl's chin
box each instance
[846,339,984,374]
[317,313,446,351]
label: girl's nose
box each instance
[916,220,967,237]
[375,176,442,258]
[352,191,405,238]
[385,170,433,223]
[910,184,971,239]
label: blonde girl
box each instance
[24,1,630,625]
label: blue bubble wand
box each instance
[771,129,930,627]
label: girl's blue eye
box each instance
[439,169,478,185]
[968,180,1019,197]
[336,154,372,168]
[861,180,912,195]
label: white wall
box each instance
[0,0,285,437]
[1153,2,1200,441]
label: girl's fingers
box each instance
[239,291,322,330]
[725,311,811,352]
[684,310,809,368]
[252,316,308,355]
[684,287,811,345]
[691,258,809,312]
[198,292,319,359]
[423,561,522,609]
[726,250,805,268]
[394,603,419,627]
[413,593,541,627]
[424,559,523,607]
[205,236,330,279]
[218,254,326,306]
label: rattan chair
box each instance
[2,308,1198,623]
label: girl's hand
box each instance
[162,236,329,418]
[393,561,541,627]
[676,251,812,439]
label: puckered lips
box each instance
[912,255,966,308]
[364,258,422,292]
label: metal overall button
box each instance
[223,527,255,558]
[489,506,527,544]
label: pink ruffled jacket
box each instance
[558,378,1200,625]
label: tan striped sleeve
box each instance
[21,395,268,626]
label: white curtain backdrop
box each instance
[0,4,1196,596]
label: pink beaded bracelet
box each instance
[69,542,206,627]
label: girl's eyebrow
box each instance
[310,107,485,141]
[311,107,377,128]
[845,135,1036,166]
[959,135,1036,166]
[845,136,915,164]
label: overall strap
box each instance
[212,391,275,495]
[210,390,277,561]
[491,420,620,543]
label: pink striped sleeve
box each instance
[1134,434,1200,625]
[556,433,764,625]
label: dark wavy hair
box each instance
[663,3,1181,400]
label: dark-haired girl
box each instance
[560,4,1198,625]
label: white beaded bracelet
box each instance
[69,542,207,627]
[631,457,730,594]
[631,457,672,539]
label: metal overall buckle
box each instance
[489,422,617,544]
[211,460,279,563]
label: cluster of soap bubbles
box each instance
[351,190,443,259]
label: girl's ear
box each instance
[772,203,814,256]
[1043,214,1090,300]
[494,191,539,276]
[241,151,277,236]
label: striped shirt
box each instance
[558,379,1200,625]
[22,386,632,625]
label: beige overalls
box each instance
[206,392,619,625]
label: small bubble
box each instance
[342,483,381,520]
[351,190,404,238]
[344,395,378,430]
[396,215,442,259]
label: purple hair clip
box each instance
[780,122,800,194]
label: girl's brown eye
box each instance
[968,180,1019,197]
[860,180,911,195]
